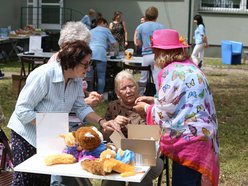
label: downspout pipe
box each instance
[188,0,192,45]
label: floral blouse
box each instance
[110,21,125,52]
[146,60,219,186]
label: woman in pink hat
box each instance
[134,29,219,186]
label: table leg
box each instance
[8,39,19,59]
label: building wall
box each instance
[65,0,191,41]
[2,0,248,58]
[198,13,248,57]
[0,0,26,30]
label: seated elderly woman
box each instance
[103,70,146,140]
[101,70,163,186]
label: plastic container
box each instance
[0,28,9,38]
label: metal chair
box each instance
[157,154,170,186]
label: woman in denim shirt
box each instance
[8,41,119,186]
[87,18,118,94]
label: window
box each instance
[200,0,248,13]
[25,0,63,29]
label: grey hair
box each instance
[58,21,91,48]
[114,70,138,93]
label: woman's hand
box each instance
[135,96,154,105]
[85,91,103,107]
[101,119,121,132]
[133,101,150,118]
[114,115,129,126]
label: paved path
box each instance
[0,72,18,79]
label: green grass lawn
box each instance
[0,58,248,185]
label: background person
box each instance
[8,40,119,186]
[81,8,96,30]
[134,29,219,186]
[109,11,128,52]
[135,6,165,93]
[48,21,103,107]
[0,69,4,78]
[133,16,145,56]
[101,70,163,186]
[191,14,207,68]
[87,17,118,94]
[140,16,145,23]
[91,12,103,29]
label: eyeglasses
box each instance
[80,60,92,69]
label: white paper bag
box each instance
[36,113,68,155]
[29,36,42,53]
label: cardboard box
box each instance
[110,125,160,166]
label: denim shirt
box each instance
[90,26,116,62]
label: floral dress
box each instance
[146,60,219,186]
[110,21,125,52]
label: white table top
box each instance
[14,154,150,182]
[107,56,143,64]
[18,52,55,59]
[9,34,47,40]
[15,113,150,183]
[0,38,9,42]
[123,57,143,64]
[9,35,30,40]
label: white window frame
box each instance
[200,0,248,13]
[26,0,63,29]
[26,0,38,27]
[39,0,64,30]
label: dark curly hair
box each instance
[57,40,92,71]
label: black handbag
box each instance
[144,68,156,96]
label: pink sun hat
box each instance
[151,29,189,50]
